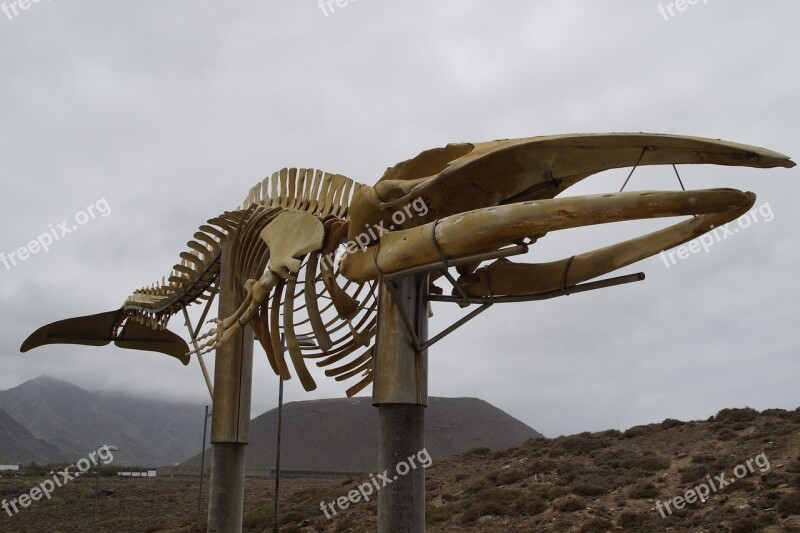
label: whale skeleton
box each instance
[21,133,794,396]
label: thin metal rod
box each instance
[91,464,100,533]
[385,272,645,353]
[619,147,650,192]
[197,405,210,531]
[672,164,687,191]
[384,275,491,352]
[428,272,646,304]
[422,303,492,350]
[194,289,218,338]
[383,244,528,281]
[182,304,214,399]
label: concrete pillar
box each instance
[378,404,425,532]
[373,275,428,533]
[207,444,248,531]
[207,241,254,533]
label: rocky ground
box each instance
[1,407,799,532]
[0,475,339,532]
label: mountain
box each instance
[0,376,204,466]
[0,376,540,471]
[184,396,542,471]
[0,408,69,464]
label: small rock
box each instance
[477,515,494,523]
[738,504,751,510]
[676,452,687,458]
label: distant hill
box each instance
[0,408,69,465]
[0,376,204,466]
[184,396,541,471]
[0,377,541,471]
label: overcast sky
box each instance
[1,1,798,438]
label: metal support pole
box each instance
[207,241,254,533]
[373,275,428,533]
[197,405,211,531]
[273,375,284,533]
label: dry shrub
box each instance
[690,454,717,464]
[622,425,649,438]
[461,499,506,522]
[514,495,547,516]
[624,452,670,473]
[678,465,708,485]
[552,432,615,455]
[578,518,614,533]
[661,418,686,429]
[571,483,607,497]
[497,467,530,486]
[465,447,491,457]
[760,408,790,418]
[615,511,658,532]
[629,482,659,499]
[716,428,736,441]
[554,495,585,512]
[728,518,762,533]
[778,492,800,516]
[714,407,759,423]
[786,460,800,473]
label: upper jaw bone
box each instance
[370,133,793,214]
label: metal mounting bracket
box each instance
[384,272,646,353]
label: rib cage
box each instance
[123,168,377,396]
[237,169,377,396]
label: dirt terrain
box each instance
[1,407,799,532]
[0,476,339,532]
